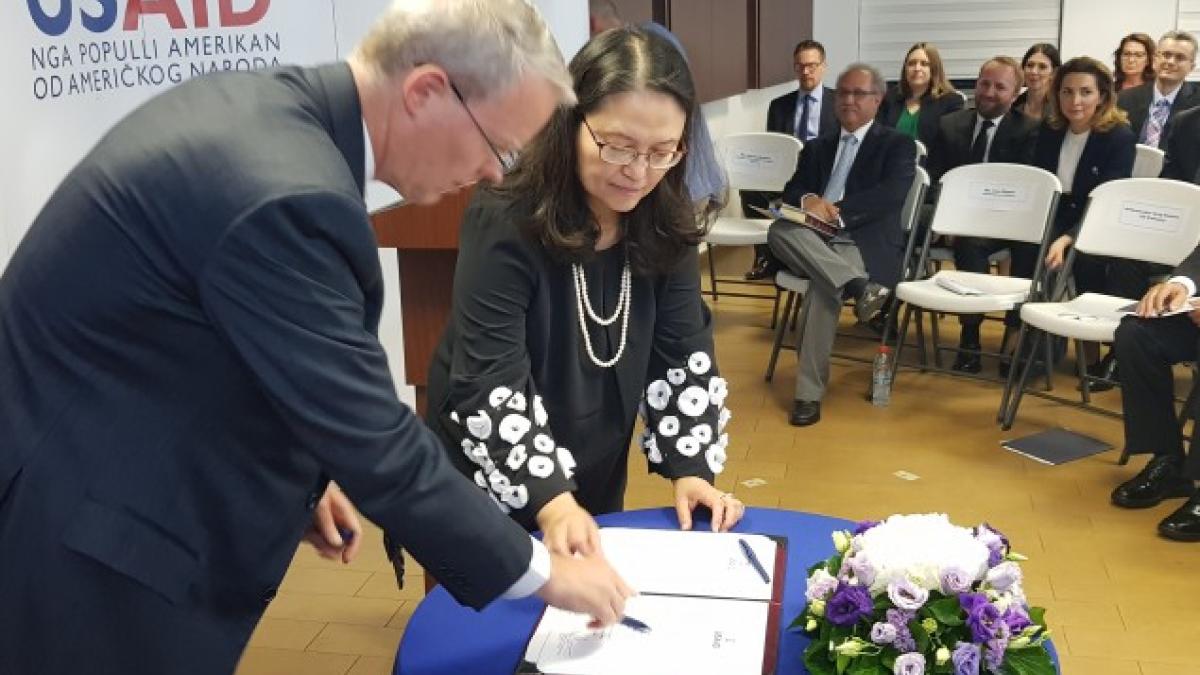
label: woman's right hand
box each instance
[536,493,601,556]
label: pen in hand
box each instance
[619,615,651,633]
[738,538,771,584]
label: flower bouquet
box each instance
[793,514,1054,675]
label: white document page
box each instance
[598,528,777,600]
[523,594,769,675]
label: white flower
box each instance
[832,530,852,553]
[708,376,728,407]
[506,392,527,412]
[986,561,1022,592]
[505,444,527,471]
[449,410,460,424]
[646,380,672,410]
[718,406,732,432]
[466,411,492,440]
[705,442,727,474]
[667,368,687,386]
[690,423,713,444]
[677,386,710,417]
[472,470,487,489]
[687,351,712,375]
[658,416,680,437]
[642,432,663,464]
[497,414,530,444]
[487,470,510,493]
[936,647,950,666]
[501,484,528,509]
[676,436,701,457]
[805,569,838,602]
[556,447,577,479]
[532,395,548,426]
[488,386,513,408]
[856,513,991,595]
[532,433,555,454]
[527,455,555,479]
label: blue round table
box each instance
[395,507,1057,674]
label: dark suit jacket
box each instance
[1175,246,1200,283]
[1032,122,1136,238]
[877,88,965,145]
[926,108,1040,193]
[0,64,531,673]
[1161,105,1200,183]
[1117,81,1200,144]
[767,86,837,139]
[781,123,916,288]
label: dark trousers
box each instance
[1114,315,1200,479]
[952,238,1039,335]
[741,189,782,263]
[1073,256,1169,299]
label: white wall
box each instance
[814,0,862,83]
[1060,0,1177,64]
[532,0,589,62]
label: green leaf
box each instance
[789,612,809,631]
[1001,647,1057,675]
[927,598,965,626]
[909,619,932,653]
[1028,606,1047,628]
[836,653,851,675]
[804,644,837,675]
[873,595,893,611]
[847,654,885,675]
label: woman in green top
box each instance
[878,42,963,148]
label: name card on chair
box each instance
[727,150,782,177]
[967,181,1033,211]
[1118,200,1188,234]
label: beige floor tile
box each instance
[280,567,373,596]
[1140,662,1200,675]
[307,623,404,657]
[236,648,357,675]
[265,592,403,627]
[246,618,326,651]
[346,655,397,675]
[354,571,427,601]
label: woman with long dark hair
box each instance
[1014,43,1062,119]
[877,42,963,145]
[1113,32,1156,91]
[426,27,743,557]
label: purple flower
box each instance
[888,578,930,610]
[984,638,1007,673]
[976,524,1010,567]
[853,519,880,535]
[886,608,915,628]
[985,562,1022,592]
[1001,605,1032,634]
[965,600,1003,643]
[893,652,926,675]
[844,554,877,586]
[952,642,981,675]
[940,566,973,594]
[894,630,917,653]
[870,621,898,644]
[958,592,989,615]
[826,582,873,627]
[805,570,839,602]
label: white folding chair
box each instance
[889,163,1063,386]
[1133,144,1166,178]
[704,132,802,301]
[998,178,1200,430]
[913,139,928,165]
[764,166,931,380]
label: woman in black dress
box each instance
[426,27,743,556]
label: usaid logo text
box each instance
[28,0,270,37]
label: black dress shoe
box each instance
[951,345,982,374]
[1078,354,1118,393]
[789,400,821,427]
[744,256,779,281]
[1158,491,1200,542]
[1111,455,1196,509]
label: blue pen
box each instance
[619,615,652,633]
[338,527,355,544]
[739,538,771,584]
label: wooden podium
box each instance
[371,188,474,416]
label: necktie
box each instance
[1142,99,1171,147]
[823,135,858,203]
[969,119,994,163]
[796,94,814,141]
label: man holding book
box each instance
[767,64,914,426]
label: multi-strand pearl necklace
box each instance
[572,259,632,368]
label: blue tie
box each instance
[823,135,859,203]
[796,95,814,141]
[1142,99,1171,147]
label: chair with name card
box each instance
[1132,143,1166,179]
[888,163,1062,389]
[704,132,803,303]
[997,177,1200,430]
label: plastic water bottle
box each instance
[871,346,892,407]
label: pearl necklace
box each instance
[572,258,632,368]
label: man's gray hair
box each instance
[354,0,576,105]
[1159,30,1199,56]
[838,62,887,95]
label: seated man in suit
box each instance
[925,56,1041,373]
[1162,105,1200,183]
[1111,250,1200,542]
[744,39,838,280]
[1117,30,1200,149]
[767,64,915,426]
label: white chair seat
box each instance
[895,270,1030,313]
[1018,293,1133,343]
[705,216,771,246]
[774,270,811,293]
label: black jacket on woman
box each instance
[877,87,964,146]
[1031,121,1136,239]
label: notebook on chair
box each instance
[748,203,840,240]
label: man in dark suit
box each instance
[1111,250,1200,542]
[925,57,1040,373]
[1161,105,1200,182]
[1117,31,1200,149]
[767,64,915,426]
[0,2,633,673]
[744,39,838,280]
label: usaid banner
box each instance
[0,0,398,272]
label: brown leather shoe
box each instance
[744,256,779,281]
[1111,455,1195,509]
[1158,491,1200,542]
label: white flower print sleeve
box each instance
[639,349,731,480]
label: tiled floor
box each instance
[236,249,1200,675]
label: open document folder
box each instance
[518,528,787,675]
